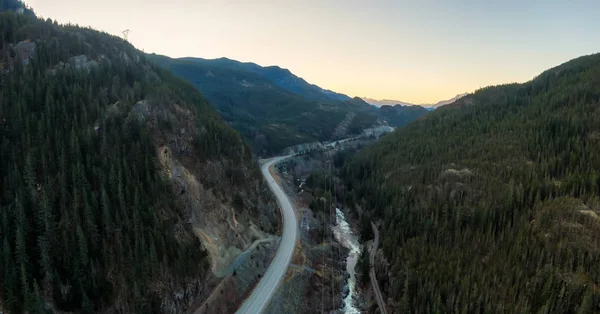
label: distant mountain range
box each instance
[149,55,429,154]
[149,55,379,155]
[361,98,417,107]
[179,57,351,102]
[362,93,469,109]
[429,93,469,107]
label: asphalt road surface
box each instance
[236,155,298,314]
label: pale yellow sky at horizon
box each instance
[24,0,600,104]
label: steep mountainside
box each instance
[149,55,379,155]
[340,53,600,312]
[0,2,277,313]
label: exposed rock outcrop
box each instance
[129,99,280,276]
[15,40,36,65]
[69,54,98,72]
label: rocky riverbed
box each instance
[333,207,362,314]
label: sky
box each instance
[24,0,600,104]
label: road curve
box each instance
[370,222,388,314]
[236,155,298,314]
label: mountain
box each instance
[150,56,432,153]
[181,57,351,102]
[339,53,600,313]
[361,97,416,107]
[362,93,468,109]
[376,104,429,127]
[0,2,279,312]
[149,55,380,155]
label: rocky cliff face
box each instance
[143,99,280,275]
[136,96,282,313]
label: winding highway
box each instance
[236,155,298,314]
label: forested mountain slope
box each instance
[342,53,600,313]
[179,57,351,102]
[149,55,380,155]
[0,2,277,313]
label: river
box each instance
[332,208,362,314]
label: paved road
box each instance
[370,222,388,314]
[236,155,298,314]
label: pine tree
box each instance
[577,289,596,314]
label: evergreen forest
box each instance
[0,1,255,312]
[337,53,600,313]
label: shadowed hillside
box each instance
[0,2,278,312]
[339,53,600,313]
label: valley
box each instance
[0,3,406,312]
[2,0,600,313]
[258,136,384,314]
[148,55,428,156]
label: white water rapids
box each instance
[332,208,362,314]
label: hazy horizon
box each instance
[25,0,600,103]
